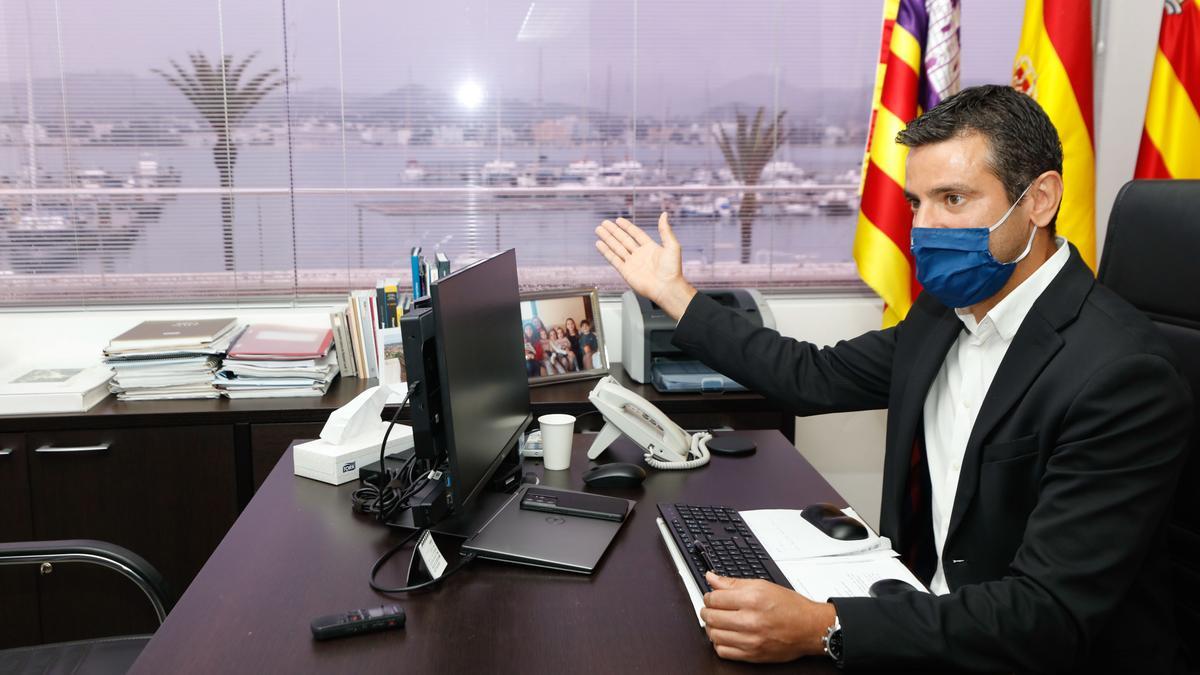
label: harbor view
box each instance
[0,81,870,297]
[0,0,1021,304]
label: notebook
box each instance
[227,324,334,360]
[106,318,238,352]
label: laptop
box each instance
[461,485,634,574]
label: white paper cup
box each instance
[538,413,576,471]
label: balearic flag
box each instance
[854,0,961,328]
[1135,0,1200,179]
[1011,0,1096,270]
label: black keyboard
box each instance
[658,503,793,593]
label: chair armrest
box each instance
[0,539,175,623]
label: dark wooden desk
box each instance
[131,431,839,674]
[1,365,792,648]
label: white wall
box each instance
[0,304,337,371]
[1093,1,1163,257]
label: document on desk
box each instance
[739,507,928,601]
[738,507,890,560]
[775,556,927,601]
[657,506,927,630]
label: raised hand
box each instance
[594,212,697,320]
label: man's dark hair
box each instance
[896,84,1064,231]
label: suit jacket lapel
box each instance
[896,303,962,441]
[883,297,962,548]
[944,246,1094,544]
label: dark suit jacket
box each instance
[671,246,1193,673]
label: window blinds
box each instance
[0,0,1018,307]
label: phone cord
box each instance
[644,430,712,470]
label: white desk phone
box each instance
[586,376,712,470]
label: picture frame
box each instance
[519,287,609,387]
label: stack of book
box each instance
[215,324,339,399]
[104,318,241,401]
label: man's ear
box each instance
[1030,171,1064,229]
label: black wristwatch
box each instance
[822,615,844,668]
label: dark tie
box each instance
[902,431,937,585]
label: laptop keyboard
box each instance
[658,503,792,592]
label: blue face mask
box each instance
[910,183,1035,308]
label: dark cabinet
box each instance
[25,426,239,643]
[0,378,370,649]
[0,434,38,650]
[250,422,324,490]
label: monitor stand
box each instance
[379,441,524,539]
[392,489,516,538]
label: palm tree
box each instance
[153,52,284,271]
[713,107,788,264]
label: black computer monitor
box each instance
[400,249,531,526]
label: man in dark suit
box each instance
[595,85,1193,672]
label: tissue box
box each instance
[293,422,415,485]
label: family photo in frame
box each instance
[520,288,608,386]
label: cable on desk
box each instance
[351,382,425,521]
[351,454,413,518]
[376,381,420,520]
[368,528,478,594]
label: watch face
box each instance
[829,630,844,659]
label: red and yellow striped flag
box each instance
[854,0,961,328]
[1011,0,1096,270]
[1135,0,1200,179]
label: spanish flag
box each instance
[1011,0,1096,270]
[1135,0,1200,179]
[854,0,961,327]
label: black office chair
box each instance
[0,540,174,674]
[1097,179,1200,668]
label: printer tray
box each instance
[650,360,747,393]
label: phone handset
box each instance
[586,376,711,470]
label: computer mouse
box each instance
[800,502,869,541]
[582,462,647,488]
[869,578,919,598]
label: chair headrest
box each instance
[1098,180,1200,324]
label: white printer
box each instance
[621,289,775,393]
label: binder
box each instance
[410,246,424,298]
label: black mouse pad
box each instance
[707,434,757,456]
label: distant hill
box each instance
[697,73,871,124]
[0,70,872,130]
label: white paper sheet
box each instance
[777,556,928,601]
[738,507,889,561]
[657,506,927,631]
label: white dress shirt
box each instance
[923,236,1070,595]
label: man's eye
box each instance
[946,194,964,206]
[907,201,919,213]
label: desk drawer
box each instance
[0,433,39,649]
[27,425,238,643]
